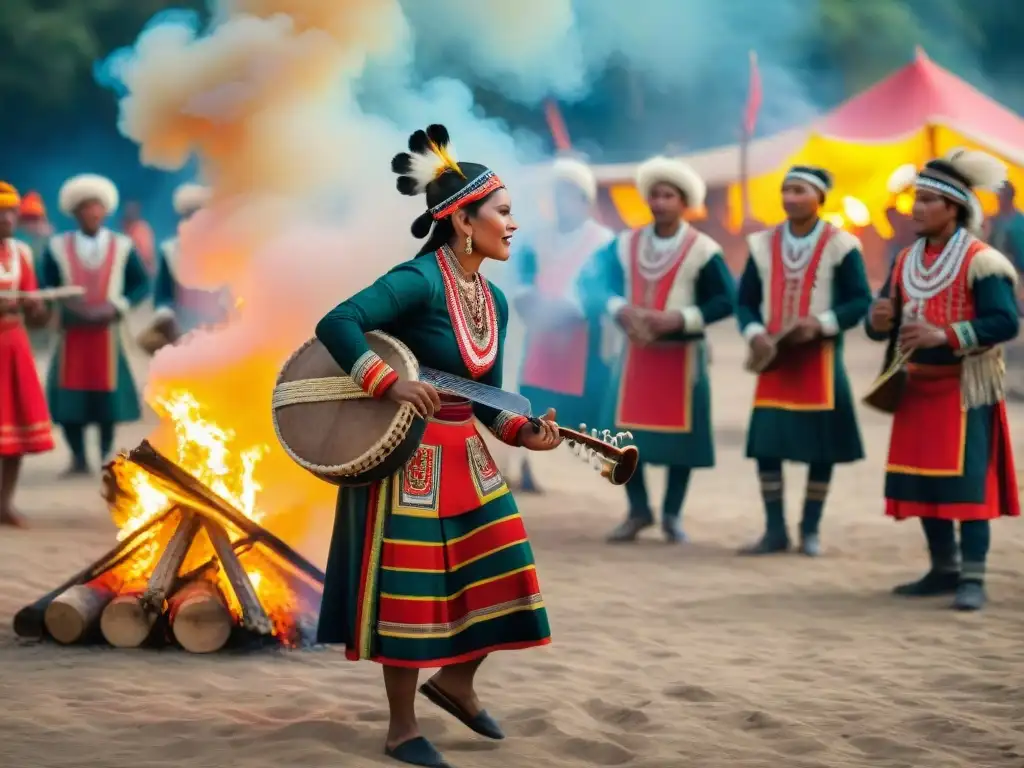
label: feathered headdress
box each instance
[887,164,917,195]
[916,148,1008,233]
[391,124,465,196]
[391,124,504,239]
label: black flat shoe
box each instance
[892,569,960,597]
[385,736,452,767]
[419,680,505,740]
[952,580,987,611]
[606,513,654,543]
[738,533,790,556]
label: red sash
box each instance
[615,228,698,431]
[520,227,608,396]
[754,224,835,411]
[60,234,118,392]
[887,368,966,476]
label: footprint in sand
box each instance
[847,734,928,759]
[583,697,656,731]
[662,683,718,703]
[558,736,634,766]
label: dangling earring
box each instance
[464,235,473,255]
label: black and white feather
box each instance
[391,124,463,197]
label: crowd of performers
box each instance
[516,149,1019,614]
[305,125,1019,767]
[0,175,228,526]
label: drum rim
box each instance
[271,330,420,479]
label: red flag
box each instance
[544,99,572,151]
[743,50,762,137]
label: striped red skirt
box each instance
[0,318,54,457]
[317,397,551,667]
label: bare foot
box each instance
[0,508,26,528]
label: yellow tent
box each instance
[727,49,1024,237]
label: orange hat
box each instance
[0,181,20,210]
[18,190,45,218]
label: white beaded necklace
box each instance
[781,219,823,275]
[637,222,687,283]
[901,228,971,304]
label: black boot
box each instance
[892,569,960,596]
[738,529,790,556]
[661,515,687,544]
[952,580,987,611]
[607,510,654,543]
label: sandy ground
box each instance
[2,326,1024,768]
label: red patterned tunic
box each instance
[0,239,54,456]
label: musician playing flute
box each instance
[0,182,54,526]
[514,156,614,493]
[577,156,735,544]
[149,183,231,341]
[736,166,872,557]
[38,174,150,476]
[865,149,1019,611]
[314,125,560,768]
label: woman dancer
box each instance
[0,182,55,526]
[314,125,561,768]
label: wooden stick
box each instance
[126,441,324,586]
[141,509,201,613]
[202,518,273,636]
[13,507,175,639]
[169,579,233,653]
[44,576,119,645]
[99,509,200,648]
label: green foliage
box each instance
[0,0,205,113]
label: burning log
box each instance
[168,579,233,653]
[20,441,327,652]
[142,510,201,613]
[126,441,325,586]
[13,507,176,639]
[100,509,201,648]
[203,518,273,636]
[44,576,119,645]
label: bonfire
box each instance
[13,391,325,653]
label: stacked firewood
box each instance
[14,441,325,653]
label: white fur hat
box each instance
[173,183,212,216]
[58,174,119,216]
[636,156,706,209]
[551,157,597,202]
[887,164,918,195]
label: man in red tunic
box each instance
[0,182,55,526]
[866,149,1020,611]
[38,175,151,476]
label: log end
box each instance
[101,596,157,648]
[172,595,233,653]
[13,606,45,639]
[44,600,88,645]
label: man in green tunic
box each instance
[514,157,614,493]
[736,166,872,556]
[577,156,735,544]
[38,174,150,475]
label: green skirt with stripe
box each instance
[317,428,551,667]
